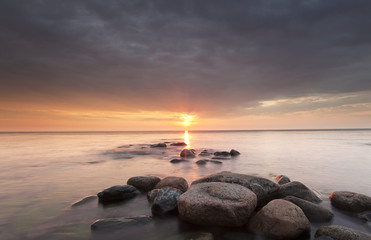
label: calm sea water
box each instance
[0,130,370,239]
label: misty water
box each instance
[0,130,370,239]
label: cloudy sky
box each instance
[1,0,371,131]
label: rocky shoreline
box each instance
[75,145,371,239]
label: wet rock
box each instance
[71,195,98,207]
[330,191,371,213]
[97,185,139,203]
[196,160,207,165]
[192,171,279,206]
[283,196,334,222]
[276,175,291,185]
[127,176,161,191]
[279,181,321,203]
[213,151,231,157]
[155,176,189,193]
[315,225,371,240]
[151,187,183,215]
[91,215,152,231]
[180,149,196,158]
[147,189,159,203]
[170,159,187,163]
[230,149,240,156]
[150,143,167,148]
[170,142,187,146]
[178,182,257,227]
[247,199,310,239]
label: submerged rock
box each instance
[178,182,257,227]
[191,171,279,206]
[97,185,139,203]
[315,225,371,240]
[91,215,152,231]
[127,176,161,191]
[330,191,371,213]
[151,187,183,215]
[196,160,207,165]
[276,175,291,185]
[170,159,187,163]
[279,181,321,203]
[180,149,196,158]
[155,176,189,193]
[198,150,212,156]
[150,143,167,148]
[230,149,240,156]
[170,142,187,146]
[247,199,310,239]
[283,196,334,222]
[71,195,98,207]
[206,160,222,164]
[213,151,231,157]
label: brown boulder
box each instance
[127,176,161,191]
[155,176,188,193]
[278,181,321,203]
[330,191,371,213]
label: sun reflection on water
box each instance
[184,130,190,148]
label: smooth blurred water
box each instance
[0,130,370,239]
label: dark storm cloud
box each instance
[1,0,371,115]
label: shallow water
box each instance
[0,130,370,239]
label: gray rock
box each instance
[230,149,240,156]
[127,176,161,191]
[147,189,159,203]
[170,159,187,163]
[247,199,310,239]
[358,212,371,222]
[178,182,257,227]
[213,151,231,157]
[191,171,279,206]
[151,187,183,215]
[170,142,187,146]
[276,175,291,185]
[97,185,139,203]
[279,181,321,203]
[315,225,371,240]
[283,196,334,222]
[330,191,371,213]
[180,149,196,158]
[71,195,97,207]
[91,215,151,231]
[150,143,167,148]
[196,160,207,165]
[155,176,189,193]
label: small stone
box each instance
[97,185,139,203]
[180,149,196,158]
[155,176,189,193]
[170,159,187,163]
[230,149,240,156]
[315,225,371,240]
[196,160,207,165]
[276,175,291,185]
[127,176,161,191]
[213,151,231,157]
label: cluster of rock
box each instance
[170,148,240,165]
[89,171,371,239]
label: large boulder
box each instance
[275,175,291,185]
[178,182,257,227]
[283,196,333,222]
[127,176,161,191]
[91,215,152,231]
[315,225,371,240]
[180,149,196,158]
[155,176,189,193]
[278,181,321,203]
[247,199,310,239]
[151,187,183,215]
[191,171,279,206]
[330,191,371,213]
[97,185,139,203]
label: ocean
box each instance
[0,130,370,239]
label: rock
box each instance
[127,176,161,191]
[180,149,196,158]
[97,185,139,203]
[276,175,291,185]
[213,151,231,157]
[178,182,257,227]
[147,189,159,203]
[71,195,97,207]
[230,149,240,156]
[315,225,371,240]
[206,160,222,164]
[358,212,371,222]
[151,187,183,215]
[191,171,279,206]
[91,215,151,231]
[170,142,187,146]
[155,176,189,193]
[150,143,167,148]
[283,196,334,222]
[247,199,310,239]
[196,160,207,165]
[185,232,214,240]
[330,191,371,213]
[170,159,187,163]
[211,156,231,160]
[198,150,212,156]
[279,181,321,203]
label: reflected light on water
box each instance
[184,130,190,148]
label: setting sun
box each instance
[183,120,189,126]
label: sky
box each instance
[1,0,371,131]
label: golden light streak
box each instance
[184,130,190,149]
